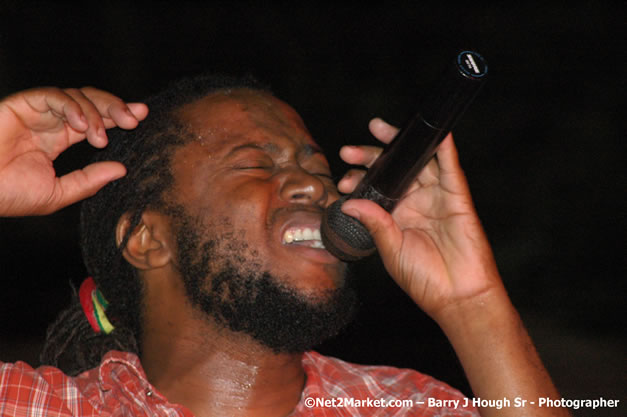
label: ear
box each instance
[116,211,173,271]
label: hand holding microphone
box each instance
[321,51,488,261]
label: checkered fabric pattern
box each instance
[0,350,477,416]
[298,351,478,416]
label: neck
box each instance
[140,274,306,417]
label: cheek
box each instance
[195,177,273,217]
[209,187,274,246]
[221,186,272,223]
[185,176,278,253]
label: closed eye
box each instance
[233,160,274,170]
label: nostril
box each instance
[281,174,326,204]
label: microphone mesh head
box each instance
[320,197,376,261]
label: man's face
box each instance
[164,89,355,351]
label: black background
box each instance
[0,2,625,416]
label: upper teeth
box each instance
[283,227,325,248]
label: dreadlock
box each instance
[40,74,267,375]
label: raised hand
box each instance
[0,87,148,216]
[337,118,502,322]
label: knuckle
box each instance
[39,86,62,94]
[63,87,81,96]
[80,86,97,93]
[379,213,395,231]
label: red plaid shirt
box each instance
[0,350,478,416]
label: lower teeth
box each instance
[311,241,325,249]
[286,240,326,249]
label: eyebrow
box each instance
[227,142,324,158]
[227,143,281,156]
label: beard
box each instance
[168,206,358,353]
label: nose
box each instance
[278,168,332,206]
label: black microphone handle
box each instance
[321,51,488,261]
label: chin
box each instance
[277,262,348,295]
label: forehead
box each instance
[177,89,321,154]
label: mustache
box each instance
[267,204,325,228]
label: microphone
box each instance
[320,50,488,261]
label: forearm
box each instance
[437,285,570,417]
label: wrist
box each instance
[434,284,518,340]
[433,284,566,416]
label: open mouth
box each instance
[282,227,325,249]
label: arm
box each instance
[338,118,569,417]
[0,87,148,217]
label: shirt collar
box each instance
[97,350,171,401]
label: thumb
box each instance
[341,199,403,265]
[46,161,126,214]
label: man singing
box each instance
[0,75,568,416]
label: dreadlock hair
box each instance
[40,74,267,375]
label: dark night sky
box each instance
[0,2,625,415]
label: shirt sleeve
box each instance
[0,360,77,417]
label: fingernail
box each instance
[341,204,360,220]
[98,127,107,142]
[339,146,356,157]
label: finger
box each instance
[368,117,399,144]
[341,198,403,267]
[64,88,108,148]
[101,102,149,130]
[80,87,148,130]
[45,161,126,214]
[20,88,88,133]
[126,102,149,122]
[339,145,383,168]
[337,169,366,193]
[434,134,470,194]
[416,156,440,187]
[435,133,458,174]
